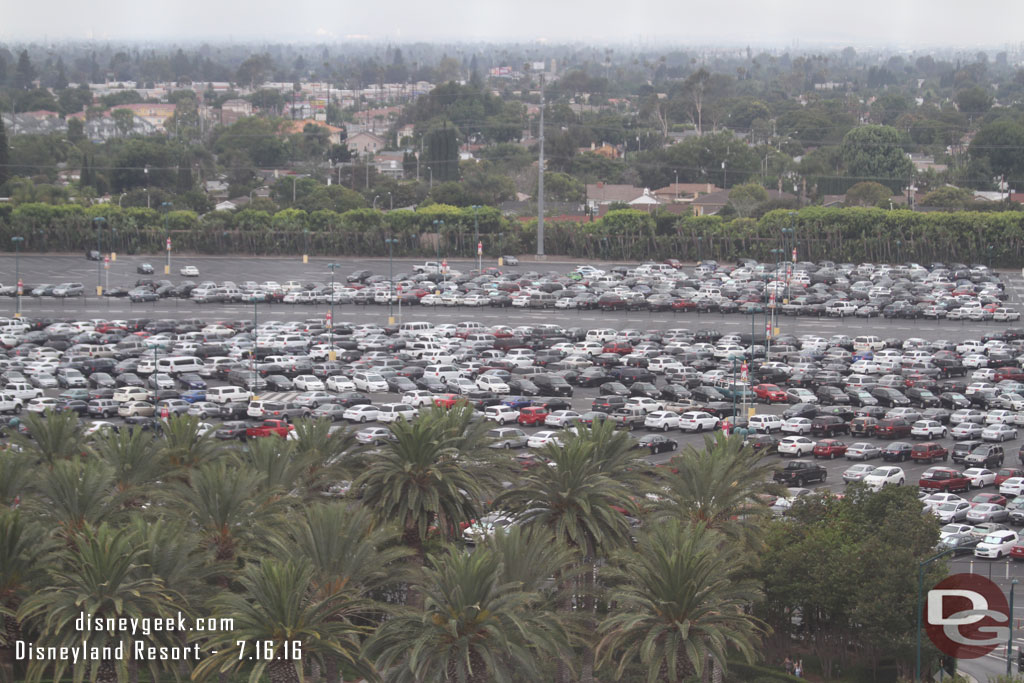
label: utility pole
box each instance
[537,74,545,257]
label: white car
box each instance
[180,265,200,277]
[545,410,581,428]
[863,466,906,491]
[352,373,388,393]
[402,390,436,408]
[375,403,417,423]
[842,463,877,483]
[781,417,813,435]
[974,529,1020,559]
[778,436,815,456]
[326,376,356,393]
[1000,477,1024,497]
[355,426,393,445]
[625,397,664,414]
[963,468,998,488]
[644,411,681,431]
[922,492,965,509]
[463,514,515,544]
[910,420,947,439]
[343,404,379,423]
[678,411,720,433]
[982,424,1018,442]
[293,375,325,392]
[527,430,564,449]
[986,410,1017,425]
[940,523,975,539]
[476,375,510,394]
[933,501,972,523]
[484,405,520,425]
[25,397,58,414]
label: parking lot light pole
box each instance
[1008,579,1019,676]
[93,217,105,296]
[916,547,956,682]
[303,229,310,264]
[385,239,399,324]
[472,205,481,272]
[11,236,24,318]
[161,202,173,274]
[251,300,258,392]
[327,263,341,361]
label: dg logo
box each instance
[926,573,1010,659]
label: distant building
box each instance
[691,189,798,216]
[220,99,253,126]
[651,183,720,204]
[347,131,386,157]
[374,151,406,180]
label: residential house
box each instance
[585,183,647,214]
[578,142,621,159]
[1,111,66,135]
[651,183,720,204]
[220,99,253,125]
[348,131,387,157]
[374,151,406,180]
[282,119,346,145]
[691,189,797,216]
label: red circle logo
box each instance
[925,573,1009,659]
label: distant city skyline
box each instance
[3,0,1024,50]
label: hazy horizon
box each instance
[3,0,1023,51]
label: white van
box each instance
[206,386,251,404]
[853,336,886,352]
[423,364,462,382]
[406,341,443,358]
[156,356,205,376]
[399,322,434,337]
[586,329,618,343]
[376,403,417,423]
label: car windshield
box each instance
[983,535,1006,544]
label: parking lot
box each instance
[5,254,1024,533]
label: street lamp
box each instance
[472,205,481,272]
[303,229,310,265]
[373,195,380,211]
[251,299,259,392]
[161,202,173,274]
[432,219,445,286]
[385,238,399,324]
[11,236,24,318]
[93,217,106,296]
[387,191,393,211]
[1009,579,1020,676]
[427,166,433,191]
[327,263,341,360]
[916,548,956,682]
[768,248,785,358]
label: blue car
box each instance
[177,373,207,390]
[502,395,533,410]
[180,389,207,403]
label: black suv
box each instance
[963,444,1005,469]
[882,441,914,462]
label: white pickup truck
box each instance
[413,262,443,274]
[0,393,24,414]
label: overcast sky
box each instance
[3,0,1022,49]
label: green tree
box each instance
[0,511,56,681]
[920,186,976,208]
[111,108,135,137]
[424,123,459,182]
[954,86,993,119]
[366,545,568,683]
[596,521,766,682]
[18,523,182,683]
[193,559,376,683]
[12,50,34,90]
[969,119,1024,182]
[728,183,769,218]
[845,181,893,208]
[11,410,85,467]
[839,125,914,193]
[88,426,166,504]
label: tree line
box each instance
[3,201,1024,267]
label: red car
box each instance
[994,367,1024,382]
[671,299,697,312]
[753,383,788,403]
[1011,544,1024,561]
[996,468,1024,486]
[432,394,460,409]
[245,420,295,439]
[603,342,633,355]
[663,259,683,269]
[971,492,1009,508]
[812,439,848,459]
[517,406,550,426]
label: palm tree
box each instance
[88,426,167,505]
[0,449,33,507]
[10,410,84,467]
[0,510,55,681]
[288,418,363,493]
[159,414,228,472]
[17,523,183,683]
[595,521,766,683]
[494,438,639,683]
[656,433,782,549]
[26,459,120,541]
[164,461,280,565]
[192,558,377,683]
[270,503,410,683]
[366,545,567,683]
[357,406,498,568]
